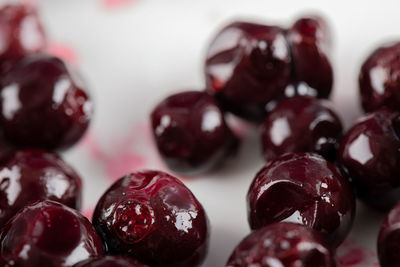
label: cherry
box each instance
[151,91,238,174]
[359,42,400,112]
[247,152,355,247]
[73,256,148,267]
[0,200,104,267]
[0,54,92,150]
[0,137,13,165]
[338,109,400,210]
[92,170,209,267]
[0,4,46,73]
[0,149,82,227]
[261,96,342,161]
[226,222,337,267]
[378,202,400,267]
[286,16,333,98]
[205,22,291,122]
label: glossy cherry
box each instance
[92,170,209,267]
[378,202,400,267]
[205,22,291,122]
[0,4,46,73]
[286,16,333,98]
[247,152,355,247]
[359,42,400,112]
[0,149,82,227]
[151,91,238,174]
[226,222,337,267]
[0,200,104,267]
[0,54,93,150]
[338,109,400,210]
[73,256,148,267]
[261,96,342,161]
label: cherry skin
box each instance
[0,149,82,227]
[226,222,337,267]
[0,54,93,150]
[359,42,400,112]
[0,4,46,73]
[0,137,14,165]
[286,16,333,98]
[338,109,400,210]
[0,200,104,267]
[261,96,342,162]
[151,91,238,174]
[247,152,355,248]
[92,170,209,267]
[73,256,148,267]
[205,22,291,122]
[378,202,400,267]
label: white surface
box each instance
[22,0,400,265]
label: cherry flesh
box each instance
[247,152,355,247]
[205,22,291,122]
[0,54,92,150]
[226,222,337,267]
[0,200,104,267]
[0,149,82,227]
[0,4,46,73]
[151,91,238,174]
[286,16,333,98]
[72,256,148,267]
[378,202,400,267]
[338,109,400,210]
[359,42,400,112]
[92,170,209,267]
[261,96,342,161]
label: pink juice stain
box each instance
[81,130,147,183]
[337,238,377,266]
[22,0,40,7]
[81,122,194,183]
[47,43,78,65]
[81,207,94,221]
[102,0,136,9]
[105,152,146,180]
[339,248,366,266]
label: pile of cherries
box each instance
[150,14,400,267]
[2,2,400,267]
[0,3,209,267]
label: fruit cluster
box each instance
[2,2,400,267]
[150,13,400,267]
[0,3,208,267]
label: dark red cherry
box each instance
[151,91,238,174]
[226,222,337,267]
[0,4,46,73]
[261,96,342,161]
[378,202,400,267]
[0,200,104,267]
[286,16,333,98]
[205,22,291,122]
[92,170,209,267]
[0,137,13,165]
[0,54,93,150]
[359,42,400,112]
[0,149,82,227]
[247,152,355,247]
[73,256,148,267]
[338,109,400,210]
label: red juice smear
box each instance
[102,0,136,9]
[47,42,78,65]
